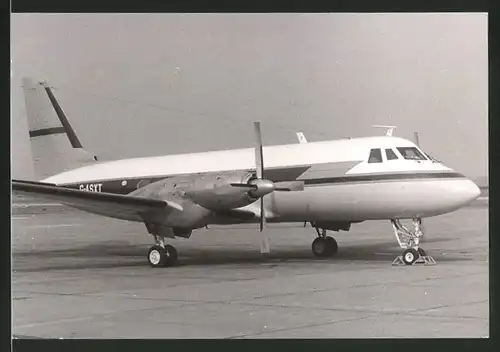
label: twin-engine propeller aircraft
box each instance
[12,78,480,267]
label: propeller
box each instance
[254,122,270,253]
[230,122,303,254]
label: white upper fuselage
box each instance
[43,136,480,222]
[45,136,444,183]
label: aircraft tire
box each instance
[402,248,420,265]
[165,244,178,266]
[148,245,168,267]
[417,248,427,257]
[312,237,330,258]
[325,236,338,256]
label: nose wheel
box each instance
[402,248,420,265]
[391,219,435,266]
[311,227,338,258]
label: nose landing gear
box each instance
[391,219,436,266]
[311,226,338,258]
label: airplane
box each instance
[12,78,481,268]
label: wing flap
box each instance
[11,180,183,221]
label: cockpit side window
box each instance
[385,148,399,160]
[368,148,382,163]
[396,147,427,161]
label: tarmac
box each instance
[11,204,489,339]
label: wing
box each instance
[11,179,183,222]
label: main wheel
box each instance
[402,248,420,265]
[165,244,178,266]
[148,245,167,267]
[325,236,338,256]
[312,237,329,258]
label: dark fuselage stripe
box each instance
[29,127,66,138]
[60,171,466,196]
[303,172,464,185]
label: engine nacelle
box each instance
[185,171,259,210]
[185,184,257,210]
[128,171,258,226]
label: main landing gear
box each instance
[391,218,436,266]
[311,226,338,258]
[147,235,178,268]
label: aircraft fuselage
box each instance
[42,135,480,224]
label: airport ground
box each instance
[11,203,489,339]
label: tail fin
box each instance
[21,77,98,181]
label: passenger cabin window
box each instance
[396,147,427,161]
[368,148,382,163]
[385,148,399,160]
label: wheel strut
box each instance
[313,225,327,238]
[390,218,435,266]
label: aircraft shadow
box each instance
[12,238,477,272]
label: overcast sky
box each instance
[11,13,488,180]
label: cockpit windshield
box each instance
[396,147,428,161]
[424,153,441,163]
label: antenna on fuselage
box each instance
[372,125,397,136]
[414,132,420,146]
[413,131,440,163]
[296,132,308,144]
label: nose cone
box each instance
[461,179,481,205]
[423,176,482,216]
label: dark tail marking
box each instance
[29,126,66,138]
[41,82,83,148]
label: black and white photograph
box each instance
[11,13,488,339]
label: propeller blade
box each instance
[259,197,264,232]
[253,122,264,179]
[274,181,305,192]
[230,183,257,189]
[231,182,299,192]
[253,122,270,254]
[259,197,270,253]
[260,233,270,253]
[274,187,292,192]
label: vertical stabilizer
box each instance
[21,77,98,181]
